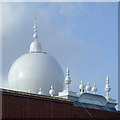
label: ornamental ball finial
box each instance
[33,19,38,41]
[86,82,91,93]
[38,88,44,95]
[29,20,42,53]
[92,83,97,94]
[49,85,55,97]
[79,81,85,94]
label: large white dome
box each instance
[8,23,64,95]
[8,52,64,95]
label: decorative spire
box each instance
[92,83,97,94]
[105,75,111,99]
[33,18,38,41]
[79,81,85,94]
[29,19,42,53]
[49,85,55,97]
[65,67,71,90]
[86,82,91,93]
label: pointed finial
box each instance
[79,81,85,94]
[92,83,97,94]
[49,85,55,97]
[86,82,91,93]
[106,75,109,82]
[33,18,38,41]
[67,67,69,75]
[29,19,42,53]
[105,75,111,99]
[65,67,71,90]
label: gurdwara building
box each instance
[1,23,120,119]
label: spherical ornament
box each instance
[34,24,37,29]
[8,41,64,95]
[65,77,71,85]
[38,88,44,95]
[92,83,97,94]
[86,82,91,93]
[33,33,38,39]
[105,85,111,92]
[65,68,71,85]
[34,29,37,32]
[79,81,85,90]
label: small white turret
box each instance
[105,75,111,99]
[92,83,97,94]
[65,67,71,91]
[86,82,91,93]
[49,85,55,97]
[38,88,43,95]
[79,81,85,94]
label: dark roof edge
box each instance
[0,88,73,104]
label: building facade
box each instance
[1,89,120,119]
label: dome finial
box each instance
[105,75,111,99]
[33,18,38,41]
[38,88,44,95]
[49,85,55,97]
[79,81,85,94]
[65,67,71,90]
[86,82,91,93]
[92,83,97,94]
[29,19,42,53]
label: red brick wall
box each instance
[2,93,73,118]
[1,91,120,119]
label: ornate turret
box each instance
[105,75,111,100]
[65,67,71,91]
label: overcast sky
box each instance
[1,2,118,108]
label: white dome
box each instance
[8,42,64,95]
